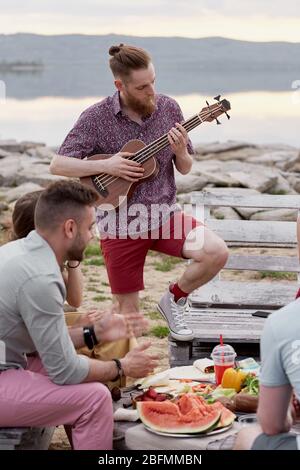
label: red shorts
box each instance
[100,212,201,294]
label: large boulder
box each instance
[0,140,45,153]
[247,150,300,171]
[250,208,298,222]
[175,173,207,193]
[5,182,44,203]
[194,141,256,156]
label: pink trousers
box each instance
[0,356,113,450]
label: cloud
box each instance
[159,0,300,17]
[0,0,299,40]
[2,0,300,18]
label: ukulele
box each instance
[80,96,231,209]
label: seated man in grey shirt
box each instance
[234,300,300,450]
[0,180,158,450]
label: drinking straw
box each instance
[220,334,224,363]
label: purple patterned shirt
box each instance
[58,92,193,237]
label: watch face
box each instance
[83,327,94,350]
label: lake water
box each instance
[0,77,299,149]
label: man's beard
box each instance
[125,92,156,117]
[67,233,86,262]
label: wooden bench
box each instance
[0,427,55,450]
[169,191,300,366]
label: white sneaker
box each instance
[157,290,194,341]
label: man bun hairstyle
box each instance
[109,43,151,79]
[35,180,98,231]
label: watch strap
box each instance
[112,358,124,381]
[89,325,99,346]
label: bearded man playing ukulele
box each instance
[50,44,228,341]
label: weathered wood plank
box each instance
[189,280,297,308]
[0,428,27,440]
[169,335,260,367]
[188,307,272,316]
[0,426,54,450]
[225,254,300,272]
[186,310,265,342]
[170,191,300,365]
[17,427,55,450]
[192,192,300,209]
[203,219,297,245]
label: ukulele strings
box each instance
[92,105,221,190]
[93,112,204,188]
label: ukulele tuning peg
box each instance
[225,112,230,120]
[214,95,221,102]
[215,118,221,125]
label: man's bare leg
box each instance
[115,291,140,314]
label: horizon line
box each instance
[1,32,300,45]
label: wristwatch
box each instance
[83,326,99,350]
[112,358,124,381]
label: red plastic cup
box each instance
[211,344,236,385]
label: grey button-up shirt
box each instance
[0,231,89,384]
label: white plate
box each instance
[144,423,232,438]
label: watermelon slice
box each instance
[137,394,221,434]
[211,401,236,428]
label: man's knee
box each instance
[86,382,112,409]
[210,236,229,268]
[193,232,229,268]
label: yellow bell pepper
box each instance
[221,368,248,392]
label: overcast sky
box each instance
[1,0,300,41]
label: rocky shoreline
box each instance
[1,139,300,231]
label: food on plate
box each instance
[132,387,173,408]
[240,374,259,396]
[136,371,170,389]
[237,357,260,375]
[212,393,258,413]
[221,368,248,392]
[191,383,217,395]
[193,358,215,374]
[211,386,236,399]
[210,401,236,428]
[212,396,236,412]
[234,393,258,413]
[111,386,121,402]
[137,394,224,434]
[211,373,259,413]
[204,365,215,374]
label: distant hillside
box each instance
[0,33,299,98]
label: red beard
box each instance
[125,93,156,117]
